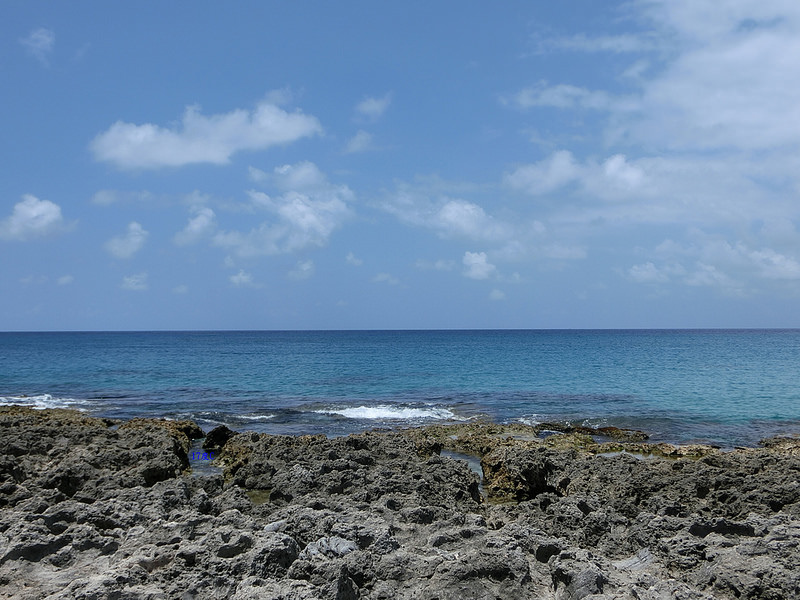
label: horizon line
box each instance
[2,327,798,334]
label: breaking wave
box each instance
[313,404,462,421]
[0,394,89,410]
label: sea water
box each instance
[1,330,799,447]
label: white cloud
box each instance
[684,263,739,290]
[373,273,399,285]
[489,289,506,300]
[383,179,592,267]
[106,222,148,259]
[121,272,148,291]
[214,162,352,257]
[601,154,646,190]
[383,190,510,242]
[519,2,800,153]
[91,100,322,169]
[628,262,670,283]
[496,0,800,298]
[20,275,47,286]
[463,251,496,280]
[344,130,373,153]
[633,233,800,294]
[289,259,315,280]
[91,189,154,205]
[748,247,800,280]
[628,26,800,150]
[0,195,66,241]
[248,166,269,184]
[174,207,216,245]
[346,252,363,266]
[172,284,189,294]
[415,259,456,271]
[355,93,392,120]
[504,150,581,195]
[20,28,54,65]
[507,151,778,229]
[505,83,615,110]
[57,275,74,285]
[272,161,328,192]
[230,269,255,287]
[534,32,661,54]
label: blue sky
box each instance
[3,1,800,330]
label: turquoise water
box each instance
[1,330,799,447]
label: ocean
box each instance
[1,329,799,448]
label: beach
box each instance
[1,406,798,599]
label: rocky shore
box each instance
[1,407,799,599]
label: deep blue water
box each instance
[1,330,799,447]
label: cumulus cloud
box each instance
[500,0,800,274]
[505,151,775,230]
[289,259,315,280]
[516,1,800,153]
[0,195,66,241]
[20,28,54,65]
[214,162,352,257]
[344,130,373,153]
[631,233,800,294]
[272,161,328,192]
[91,100,322,169]
[346,252,363,266]
[121,272,148,291]
[355,93,392,121]
[628,262,670,283]
[463,251,496,280]
[174,207,216,245]
[230,269,256,287]
[383,189,510,242]
[504,150,581,195]
[383,179,590,266]
[624,0,800,151]
[106,222,148,258]
[684,263,739,291]
[505,82,616,110]
[506,151,649,199]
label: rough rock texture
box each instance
[1,408,798,599]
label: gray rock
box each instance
[300,536,359,560]
[2,408,799,600]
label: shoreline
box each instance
[5,394,798,451]
[1,406,799,599]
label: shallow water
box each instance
[2,329,799,447]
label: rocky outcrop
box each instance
[1,407,798,599]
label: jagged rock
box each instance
[1,408,799,599]
[203,424,238,451]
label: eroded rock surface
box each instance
[1,408,798,599]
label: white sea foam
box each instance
[313,405,460,420]
[0,394,88,410]
[518,415,542,426]
[238,414,276,421]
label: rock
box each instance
[300,536,359,560]
[1,408,799,599]
[203,424,238,451]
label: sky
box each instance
[3,0,800,330]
